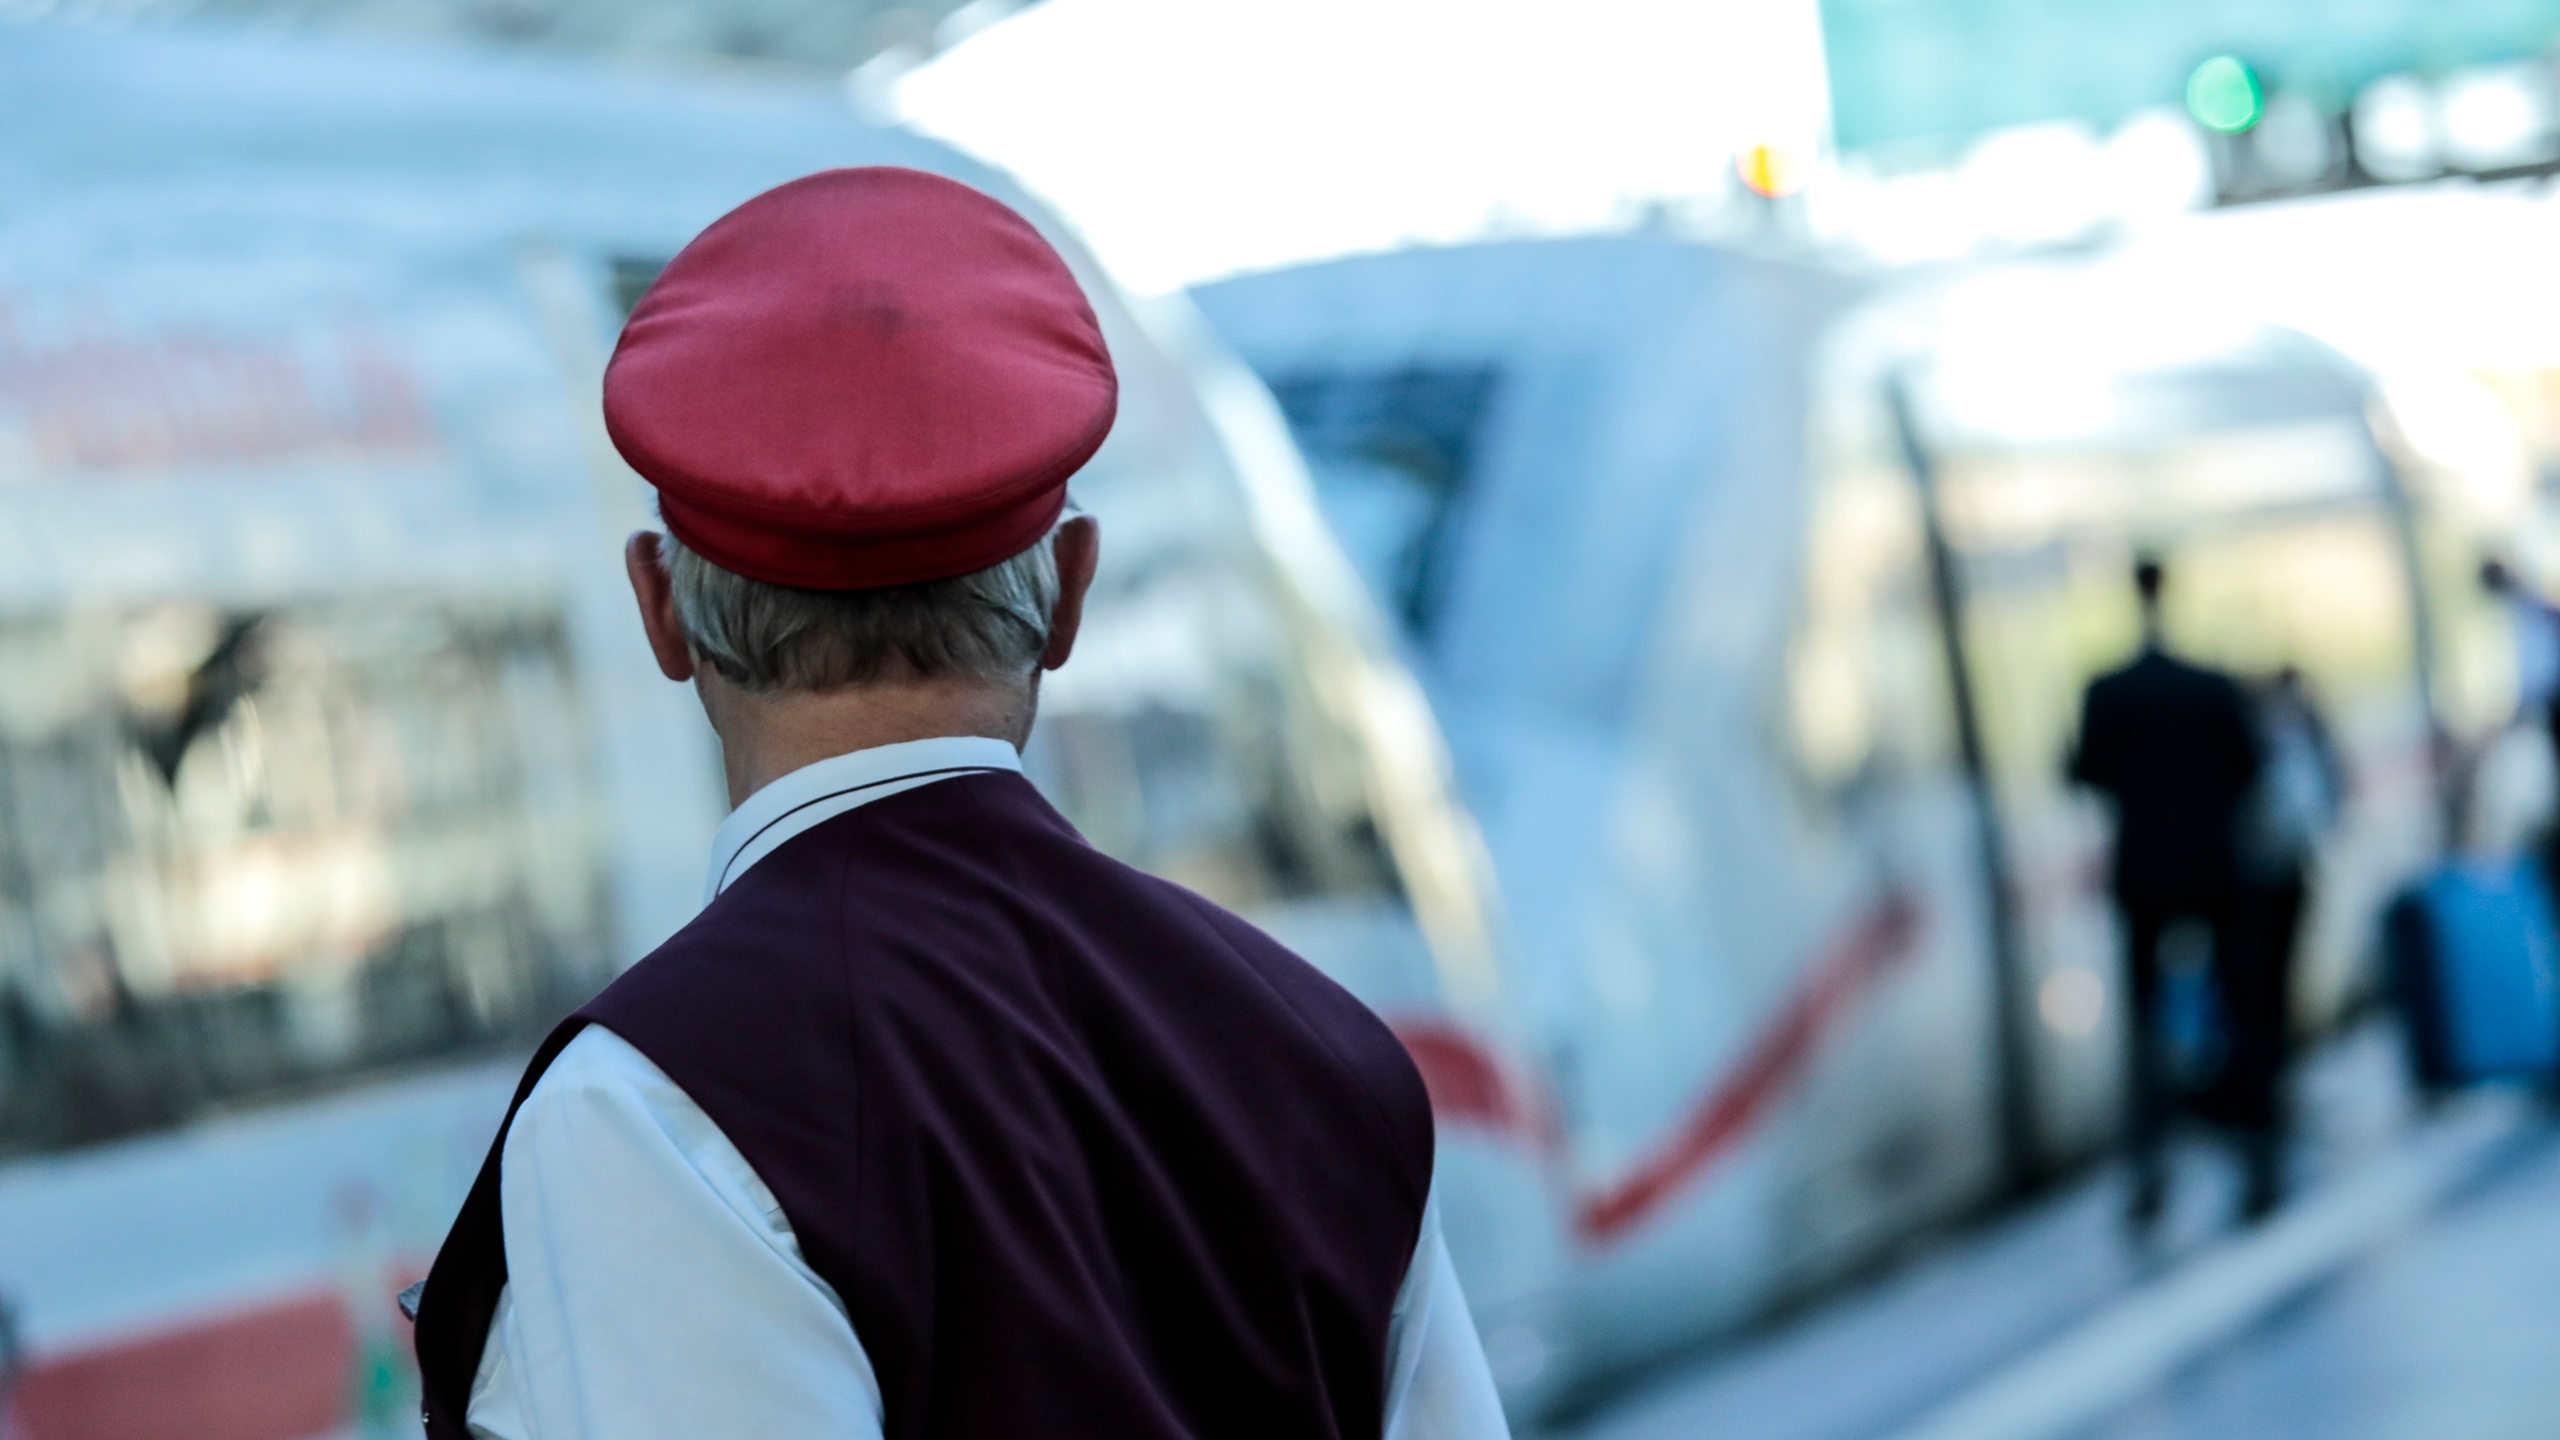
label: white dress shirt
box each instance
[466,735,1510,1440]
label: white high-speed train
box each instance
[0,22,1496,1438]
[0,18,2541,1438]
[1196,222,2532,1402]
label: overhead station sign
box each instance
[1821,0,2560,153]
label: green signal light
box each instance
[2187,55,2265,134]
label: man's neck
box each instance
[699,672,1037,807]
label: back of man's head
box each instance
[604,166,1114,704]
[664,526,1063,693]
[2133,555,2166,607]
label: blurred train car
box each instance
[0,22,1499,1438]
[1195,227,2520,1401]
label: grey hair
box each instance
[663,524,1064,692]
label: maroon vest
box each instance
[413,772,1436,1439]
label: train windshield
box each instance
[1258,364,1505,643]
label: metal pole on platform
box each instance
[1886,372,2043,1195]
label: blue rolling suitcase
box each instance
[2388,857,2560,1087]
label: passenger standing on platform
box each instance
[2225,666,2344,1219]
[2069,557,2264,1233]
[2480,557,2560,877]
[409,169,1509,1440]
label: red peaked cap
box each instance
[604,167,1117,590]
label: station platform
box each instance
[1563,1026,2555,1440]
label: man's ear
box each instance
[1039,516,1101,672]
[625,531,697,683]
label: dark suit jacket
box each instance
[2070,648,2264,906]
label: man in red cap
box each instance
[410,168,1508,1440]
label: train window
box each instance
[1264,364,1502,642]
[0,595,612,1156]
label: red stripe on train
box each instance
[7,1289,359,1440]
[1392,888,1924,1244]
[1392,1021,1555,1149]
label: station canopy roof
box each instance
[1823,0,2560,155]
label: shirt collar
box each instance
[703,735,1022,902]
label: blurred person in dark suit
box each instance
[2481,557,2560,878]
[2070,557,2264,1232]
